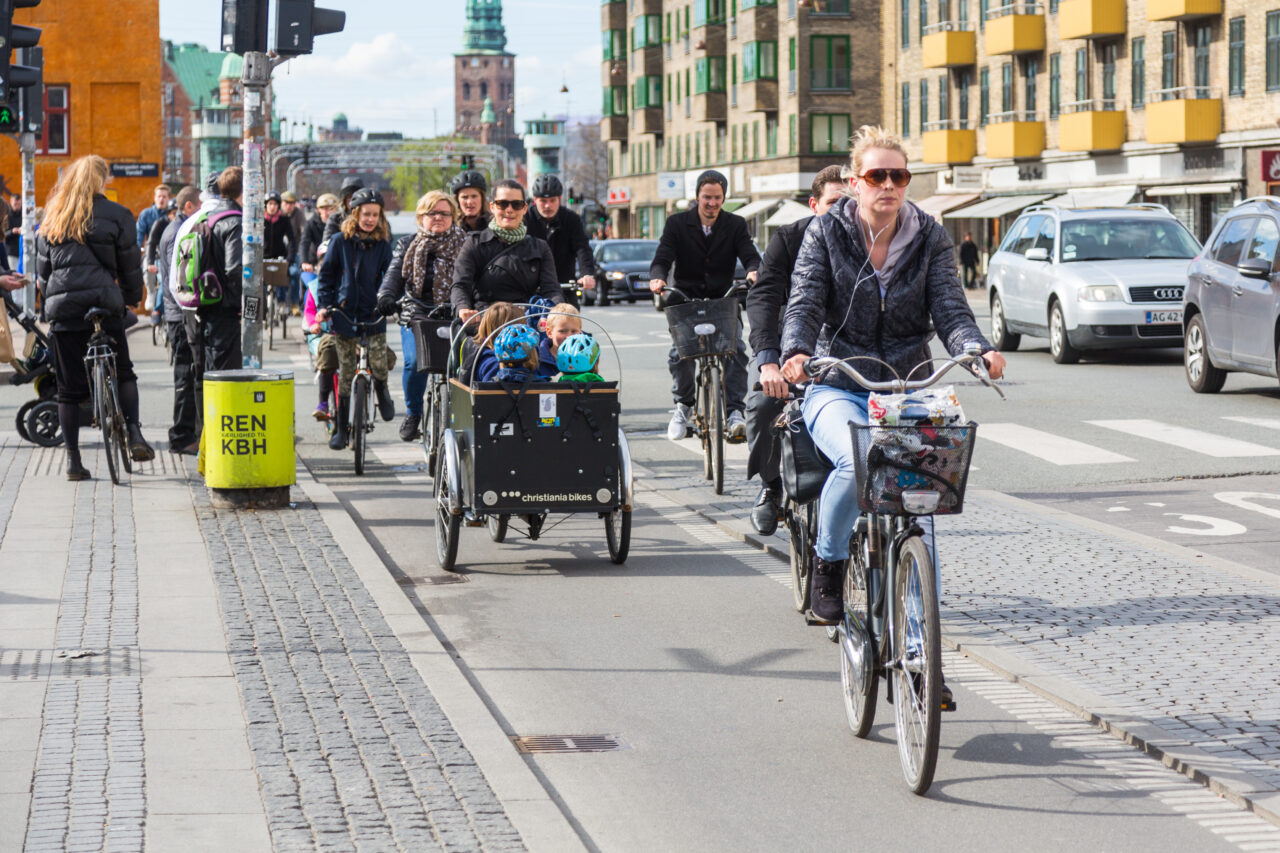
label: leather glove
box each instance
[377,295,398,316]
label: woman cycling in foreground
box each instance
[780,125,1007,633]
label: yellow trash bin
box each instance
[202,369,295,505]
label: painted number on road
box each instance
[1162,513,1247,537]
[1214,491,1280,521]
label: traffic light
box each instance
[221,0,268,55]
[17,45,40,134]
[274,0,346,56]
[0,0,42,103]
[567,186,578,205]
[459,154,475,170]
[0,103,17,134]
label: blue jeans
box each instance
[802,384,939,584]
[399,325,429,417]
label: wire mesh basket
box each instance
[850,422,977,516]
[664,297,739,360]
[411,317,454,374]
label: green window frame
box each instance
[1228,18,1244,97]
[695,56,727,92]
[603,86,627,116]
[811,113,851,155]
[730,123,737,160]
[603,29,625,60]
[1269,12,1280,92]
[633,15,661,49]
[1131,38,1144,111]
[788,37,796,70]
[742,41,777,81]
[810,35,850,90]
[665,12,672,41]
[1048,53,1060,118]
[695,0,726,26]
[753,120,761,159]
[632,76,662,109]
[742,0,776,8]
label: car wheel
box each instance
[1048,300,1080,365]
[1184,313,1226,394]
[989,291,1021,352]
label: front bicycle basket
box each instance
[664,297,738,360]
[411,317,453,374]
[850,422,977,516]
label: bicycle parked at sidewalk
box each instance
[660,283,745,495]
[84,307,133,484]
[783,347,1003,795]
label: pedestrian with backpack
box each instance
[316,187,396,451]
[35,154,155,480]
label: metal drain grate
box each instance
[511,734,629,754]
[396,574,468,586]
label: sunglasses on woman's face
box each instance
[492,199,527,211]
[857,169,912,188]
[424,210,452,218]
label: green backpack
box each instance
[173,208,240,309]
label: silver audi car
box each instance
[987,203,1201,364]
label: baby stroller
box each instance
[3,290,62,446]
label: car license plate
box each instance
[1145,310,1182,324]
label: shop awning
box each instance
[944,193,1052,219]
[1144,182,1239,197]
[732,198,780,221]
[720,197,750,212]
[1042,185,1138,208]
[914,193,981,221]
[763,200,813,227]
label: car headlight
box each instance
[1078,285,1124,302]
[607,271,626,280]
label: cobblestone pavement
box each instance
[190,482,524,852]
[639,449,1280,813]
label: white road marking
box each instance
[668,437,752,462]
[1224,416,1280,431]
[1215,492,1280,521]
[1087,419,1280,458]
[978,423,1135,465]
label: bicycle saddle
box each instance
[84,307,113,322]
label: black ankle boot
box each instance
[329,396,351,450]
[65,449,90,481]
[126,422,155,462]
[374,379,395,422]
[810,557,845,623]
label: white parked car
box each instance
[986,203,1201,363]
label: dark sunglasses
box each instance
[492,199,527,211]
[857,168,912,188]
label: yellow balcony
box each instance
[1145,89,1222,144]
[922,25,976,68]
[985,113,1045,158]
[984,4,1045,55]
[1146,0,1220,21]
[922,123,977,164]
[1058,101,1126,151]
[1058,0,1126,39]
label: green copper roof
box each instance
[164,41,227,109]
[480,97,495,124]
[219,52,243,80]
[462,0,507,53]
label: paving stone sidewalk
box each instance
[640,452,1280,819]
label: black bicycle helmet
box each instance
[450,170,488,195]
[531,174,563,198]
[348,187,384,208]
[265,191,282,204]
[339,176,363,196]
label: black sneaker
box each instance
[750,486,781,536]
[374,380,395,422]
[809,557,844,624]
[399,413,422,442]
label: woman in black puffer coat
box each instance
[36,154,154,480]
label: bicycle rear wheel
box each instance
[788,500,813,613]
[708,363,724,495]
[892,535,941,795]
[93,362,120,485]
[605,509,630,564]
[486,514,509,542]
[107,372,132,475]
[841,527,878,738]
[352,374,369,475]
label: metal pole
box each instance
[240,51,271,369]
[19,132,36,313]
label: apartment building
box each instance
[601,0,881,241]
[885,0,1280,244]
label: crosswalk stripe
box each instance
[669,436,751,462]
[978,423,1134,465]
[1223,416,1280,431]
[1087,419,1280,458]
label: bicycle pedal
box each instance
[725,435,746,445]
[804,610,838,627]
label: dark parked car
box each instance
[1183,196,1280,393]
[588,239,660,305]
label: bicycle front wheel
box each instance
[93,362,120,485]
[352,374,369,475]
[841,526,878,738]
[708,363,724,495]
[698,367,712,480]
[892,535,941,795]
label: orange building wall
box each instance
[0,1,164,220]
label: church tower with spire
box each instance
[455,0,519,156]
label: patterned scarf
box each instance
[402,224,467,305]
[488,220,527,244]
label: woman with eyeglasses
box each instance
[449,178,562,325]
[377,190,467,441]
[779,125,1007,632]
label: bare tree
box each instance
[564,120,608,208]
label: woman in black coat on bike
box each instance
[36,154,154,480]
[376,189,466,442]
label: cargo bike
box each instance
[429,305,634,572]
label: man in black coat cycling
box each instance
[523,174,597,306]
[744,164,845,535]
[648,169,760,443]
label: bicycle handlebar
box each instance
[321,306,385,334]
[805,347,1007,400]
[660,282,747,302]
[398,294,452,320]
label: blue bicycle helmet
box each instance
[493,323,540,364]
[556,333,600,374]
[525,296,555,328]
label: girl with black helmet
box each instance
[316,186,396,451]
[450,170,490,233]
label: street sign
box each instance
[1262,151,1280,183]
[607,186,631,206]
[110,162,160,178]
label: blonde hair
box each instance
[544,303,581,334]
[341,203,391,242]
[848,125,909,179]
[43,155,109,244]
[476,301,523,344]
[416,190,459,223]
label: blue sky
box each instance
[159,1,602,138]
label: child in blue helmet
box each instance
[492,323,542,383]
[536,304,581,378]
[557,332,604,383]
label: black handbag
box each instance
[777,403,833,505]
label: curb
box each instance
[292,461,587,853]
[636,464,1280,827]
